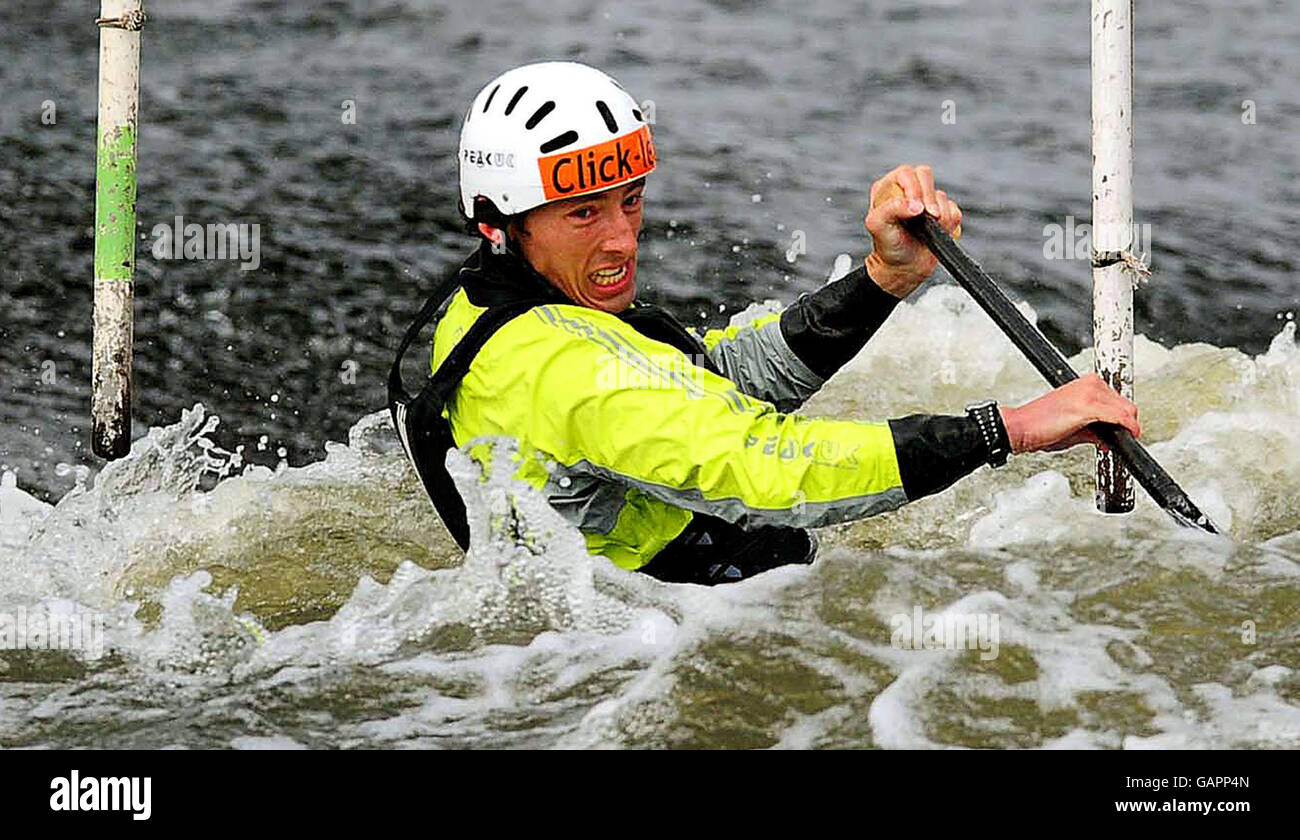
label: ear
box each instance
[476,222,505,246]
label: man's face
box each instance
[509,180,645,314]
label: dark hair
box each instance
[459,196,527,242]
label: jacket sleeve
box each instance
[695,263,903,411]
[777,262,903,380]
[486,304,995,530]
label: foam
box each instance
[0,289,1297,747]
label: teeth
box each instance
[590,264,627,286]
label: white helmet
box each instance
[458,61,656,221]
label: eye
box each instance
[570,206,597,220]
[624,193,644,209]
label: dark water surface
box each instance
[2,0,1298,500]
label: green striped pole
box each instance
[92,1,146,459]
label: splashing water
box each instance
[1,289,1298,749]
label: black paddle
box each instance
[901,213,1219,534]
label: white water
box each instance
[1,287,1298,748]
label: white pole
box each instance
[1091,0,1136,513]
[92,1,145,459]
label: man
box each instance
[388,61,1140,585]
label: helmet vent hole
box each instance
[482,84,500,113]
[539,131,579,154]
[504,86,529,116]
[595,100,619,133]
[632,108,643,122]
[525,101,556,130]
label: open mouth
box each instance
[589,262,628,287]
[587,260,634,297]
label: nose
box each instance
[601,207,639,257]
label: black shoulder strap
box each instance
[387,267,465,407]
[426,300,543,406]
[388,274,547,551]
[389,279,725,551]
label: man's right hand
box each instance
[864,164,963,299]
[999,373,1141,454]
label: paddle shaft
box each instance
[902,213,1218,534]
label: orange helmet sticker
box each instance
[538,125,656,202]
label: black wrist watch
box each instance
[965,400,1011,468]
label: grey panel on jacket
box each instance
[704,317,826,412]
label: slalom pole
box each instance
[1091,0,1138,513]
[92,0,146,459]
